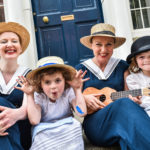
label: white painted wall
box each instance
[4,0,38,69]
[102,0,133,60]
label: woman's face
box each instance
[91,36,115,64]
[0,32,22,60]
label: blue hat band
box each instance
[38,63,57,68]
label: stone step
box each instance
[83,131,120,150]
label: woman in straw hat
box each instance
[16,56,88,150]
[0,22,31,150]
[76,23,150,150]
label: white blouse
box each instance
[126,71,150,116]
[34,87,75,122]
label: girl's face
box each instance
[136,50,150,75]
[41,72,65,102]
[91,36,115,65]
[0,32,22,60]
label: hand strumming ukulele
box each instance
[83,87,150,114]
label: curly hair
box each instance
[31,68,72,93]
[128,57,141,73]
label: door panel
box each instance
[39,0,60,13]
[39,26,67,59]
[32,0,104,66]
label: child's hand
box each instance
[15,76,35,95]
[68,70,89,89]
[128,95,142,104]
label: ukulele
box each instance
[83,87,150,114]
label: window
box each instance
[130,0,150,29]
[0,0,5,22]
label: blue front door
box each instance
[32,0,104,66]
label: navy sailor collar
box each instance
[82,57,120,80]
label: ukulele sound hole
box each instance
[99,94,106,102]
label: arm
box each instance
[72,89,87,117]
[83,94,105,114]
[76,65,105,114]
[26,94,41,125]
[125,73,142,104]
[68,70,88,117]
[16,76,41,125]
[124,69,130,90]
[0,95,27,136]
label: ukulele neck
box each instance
[111,89,142,101]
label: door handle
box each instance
[43,16,49,23]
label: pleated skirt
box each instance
[30,118,84,150]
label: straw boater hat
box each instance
[0,22,30,53]
[127,36,150,64]
[80,23,126,49]
[27,56,76,80]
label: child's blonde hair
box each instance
[128,57,141,73]
[32,67,72,93]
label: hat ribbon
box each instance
[92,31,115,36]
[136,44,150,52]
[39,63,56,68]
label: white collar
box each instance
[82,57,120,80]
[0,66,30,94]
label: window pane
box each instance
[0,0,3,5]
[0,7,5,22]
[131,10,143,29]
[141,0,150,7]
[131,11,136,28]
[130,0,140,9]
[130,0,135,9]
[134,0,140,8]
[142,8,150,28]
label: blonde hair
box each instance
[128,57,141,73]
[31,68,71,93]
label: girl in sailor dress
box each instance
[16,56,87,150]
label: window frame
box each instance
[128,0,150,38]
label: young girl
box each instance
[126,36,150,116]
[16,56,88,150]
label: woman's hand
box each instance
[84,94,106,114]
[15,76,34,95]
[68,70,89,90]
[128,95,142,104]
[0,106,25,136]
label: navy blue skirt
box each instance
[83,98,150,150]
[0,97,23,150]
